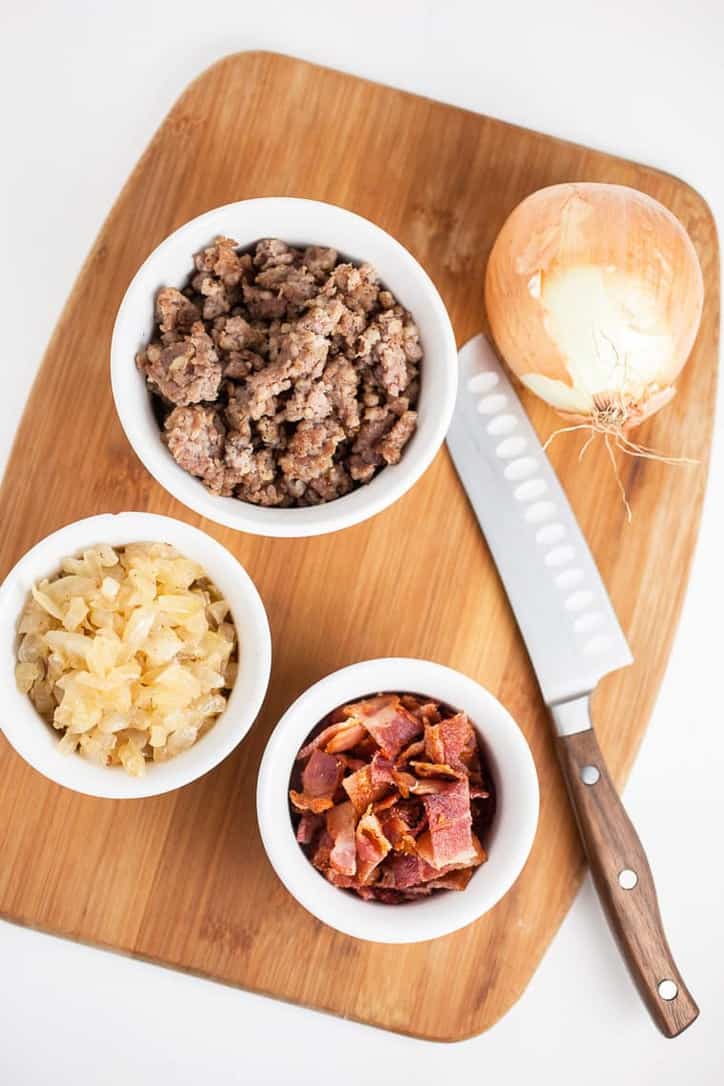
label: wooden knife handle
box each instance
[556,727,699,1037]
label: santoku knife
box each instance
[447,333,698,1037]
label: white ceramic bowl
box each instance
[0,513,271,799]
[257,658,539,943]
[111,197,458,537]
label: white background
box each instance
[1,1,722,1082]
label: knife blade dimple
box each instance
[446,334,632,707]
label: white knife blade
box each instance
[446,335,700,1036]
[446,333,632,710]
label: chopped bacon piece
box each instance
[424,722,446,764]
[379,849,440,889]
[369,751,416,798]
[425,713,477,772]
[396,738,425,764]
[296,811,323,844]
[400,695,441,725]
[408,777,454,796]
[416,829,486,871]
[297,719,367,760]
[381,832,486,891]
[343,694,421,758]
[410,761,463,780]
[356,885,380,901]
[290,749,343,813]
[470,783,491,800]
[362,885,433,903]
[421,778,476,869]
[394,798,427,836]
[327,801,357,876]
[312,830,333,871]
[368,751,396,787]
[337,754,366,772]
[379,811,418,854]
[372,793,399,814]
[326,723,368,753]
[355,810,392,883]
[348,734,379,759]
[342,763,390,813]
[325,869,359,889]
[426,868,474,891]
[418,703,442,725]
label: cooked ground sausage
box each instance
[136,238,422,506]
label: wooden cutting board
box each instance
[0,52,718,1042]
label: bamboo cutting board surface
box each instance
[0,52,718,1041]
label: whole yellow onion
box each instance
[484,182,704,430]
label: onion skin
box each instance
[484,183,704,429]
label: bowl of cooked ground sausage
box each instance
[111,198,458,537]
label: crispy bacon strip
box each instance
[343,694,421,759]
[327,801,357,876]
[290,749,343,813]
[355,810,392,883]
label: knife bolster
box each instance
[550,693,593,736]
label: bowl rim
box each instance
[110,196,458,538]
[0,512,272,799]
[256,657,539,943]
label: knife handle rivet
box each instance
[618,868,638,890]
[580,764,600,785]
[658,979,679,1001]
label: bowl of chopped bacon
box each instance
[256,658,539,942]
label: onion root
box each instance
[543,395,698,523]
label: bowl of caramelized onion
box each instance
[0,512,271,798]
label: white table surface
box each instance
[1,2,722,1082]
